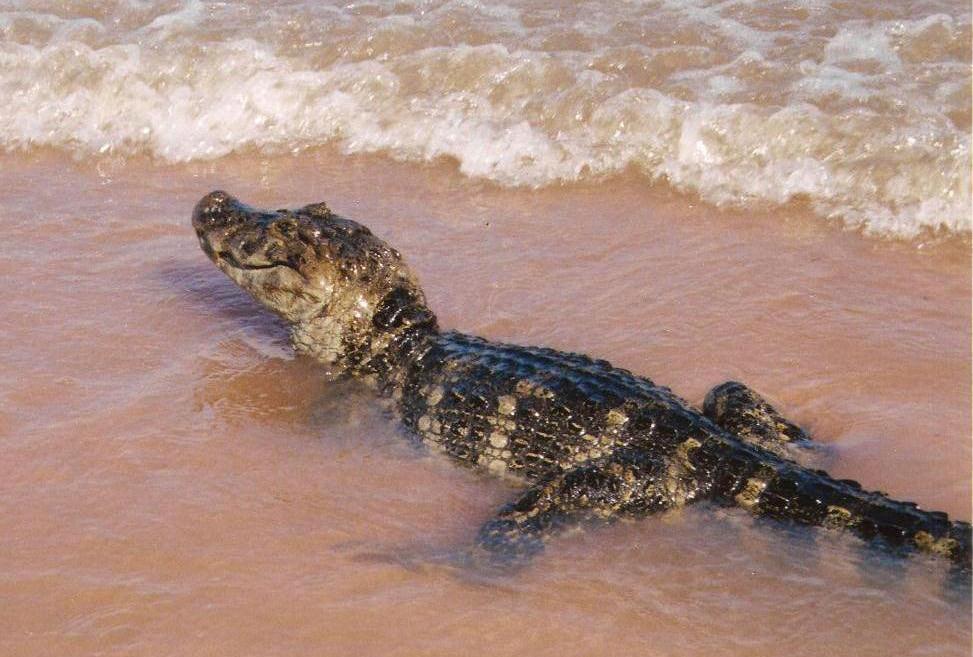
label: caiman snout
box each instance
[191,190,276,267]
[192,190,241,235]
[191,191,424,326]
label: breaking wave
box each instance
[1,0,969,237]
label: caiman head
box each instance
[192,190,436,371]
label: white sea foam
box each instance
[0,0,969,238]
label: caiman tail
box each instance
[696,442,972,567]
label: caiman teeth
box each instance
[216,251,283,271]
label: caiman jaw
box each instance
[214,251,280,271]
[192,190,329,323]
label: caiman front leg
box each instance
[704,381,821,461]
[471,449,678,570]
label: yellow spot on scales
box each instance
[824,505,856,529]
[488,459,508,475]
[913,531,959,557]
[736,477,769,510]
[497,395,517,416]
[606,409,629,428]
[664,438,702,505]
[426,385,444,406]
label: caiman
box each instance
[191,190,971,570]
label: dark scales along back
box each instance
[191,191,972,571]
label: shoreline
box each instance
[9,145,973,251]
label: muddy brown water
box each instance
[0,150,969,656]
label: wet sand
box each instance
[0,149,969,656]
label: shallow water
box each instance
[0,150,969,656]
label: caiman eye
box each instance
[276,220,298,237]
[265,243,288,261]
[239,239,259,256]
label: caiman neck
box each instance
[290,286,439,393]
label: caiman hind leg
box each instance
[472,448,691,571]
[704,381,820,461]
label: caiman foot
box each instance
[704,381,823,462]
[471,450,675,571]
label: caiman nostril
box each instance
[191,190,238,232]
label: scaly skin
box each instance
[192,191,971,570]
